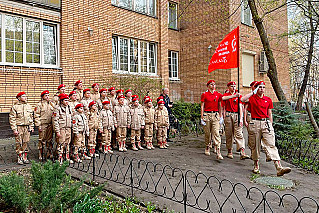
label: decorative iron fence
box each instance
[68,153,319,213]
[276,133,319,174]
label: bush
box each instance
[29,161,103,213]
[273,103,296,135]
[0,172,29,212]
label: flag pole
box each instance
[237,27,240,126]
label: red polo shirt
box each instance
[223,92,242,113]
[201,90,222,112]
[248,94,273,119]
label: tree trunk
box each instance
[305,102,319,138]
[247,0,288,105]
[296,1,316,111]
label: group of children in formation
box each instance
[9,80,170,165]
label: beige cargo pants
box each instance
[225,112,245,151]
[15,126,30,154]
[202,112,221,148]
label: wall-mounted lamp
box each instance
[88,27,93,36]
[208,45,212,52]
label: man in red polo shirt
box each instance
[201,80,224,160]
[222,81,249,160]
[241,81,291,176]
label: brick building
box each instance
[0,0,290,112]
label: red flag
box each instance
[208,27,239,73]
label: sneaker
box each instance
[83,153,91,160]
[240,154,250,160]
[107,146,113,154]
[151,143,155,149]
[137,142,144,150]
[205,147,210,156]
[216,154,224,160]
[74,154,82,163]
[123,142,128,152]
[227,153,234,159]
[88,149,94,157]
[277,167,291,176]
[17,154,23,165]
[253,167,260,174]
[58,155,63,165]
[23,153,29,164]
[132,144,138,151]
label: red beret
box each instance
[75,103,84,109]
[143,96,150,100]
[57,84,65,90]
[108,87,115,91]
[92,83,99,88]
[59,94,69,100]
[145,98,152,104]
[158,101,165,105]
[227,81,236,87]
[116,89,124,94]
[99,88,107,93]
[83,88,91,94]
[250,81,258,87]
[69,91,76,96]
[117,95,125,100]
[102,100,110,105]
[74,80,82,86]
[132,95,139,99]
[125,89,132,94]
[41,90,50,97]
[89,101,96,108]
[132,98,139,102]
[255,81,265,87]
[16,92,26,99]
[157,96,164,102]
[206,80,215,86]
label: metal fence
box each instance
[276,133,319,174]
[0,136,318,212]
[68,153,319,213]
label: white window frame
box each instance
[241,0,252,26]
[169,50,179,80]
[168,2,178,30]
[0,13,60,68]
[112,0,156,17]
[112,36,157,76]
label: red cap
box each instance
[206,80,215,86]
[116,89,124,94]
[157,96,164,102]
[143,96,150,100]
[108,87,115,92]
[69,91,76,96]
[74,80,82,86]
[89,101,96,108]
[250,81,258,87]
[16,92,26,99]
[41,90,50,97]
[92,83,99,88]
[117,95,125,100]
[125,89,132,94]
[83,88,91,94]
[59,94,69,100]
[132,95,139,99]
[145,98,152,104]
[132,98,139,102]
[75,103,84,109]
[255,81,265,87]
[158,101,165,105]
[227,81,236,87]
[57,84,65,90]
[99,88,107,93]
[102,100,110,105]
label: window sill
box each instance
[169,78,180,82]
[0,62,61,70]
[112,70,158,77]
[241,22,254,28]
[111,4,158,19]
[168,27,179,32]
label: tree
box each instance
[247,0,289,105]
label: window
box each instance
[169,51,178,80]
[112,0,156,16]
[0,13,59,67]
[168,2,178,29]
[112,36,157,75]
[242,53,254,87]
[241,0,252,26]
